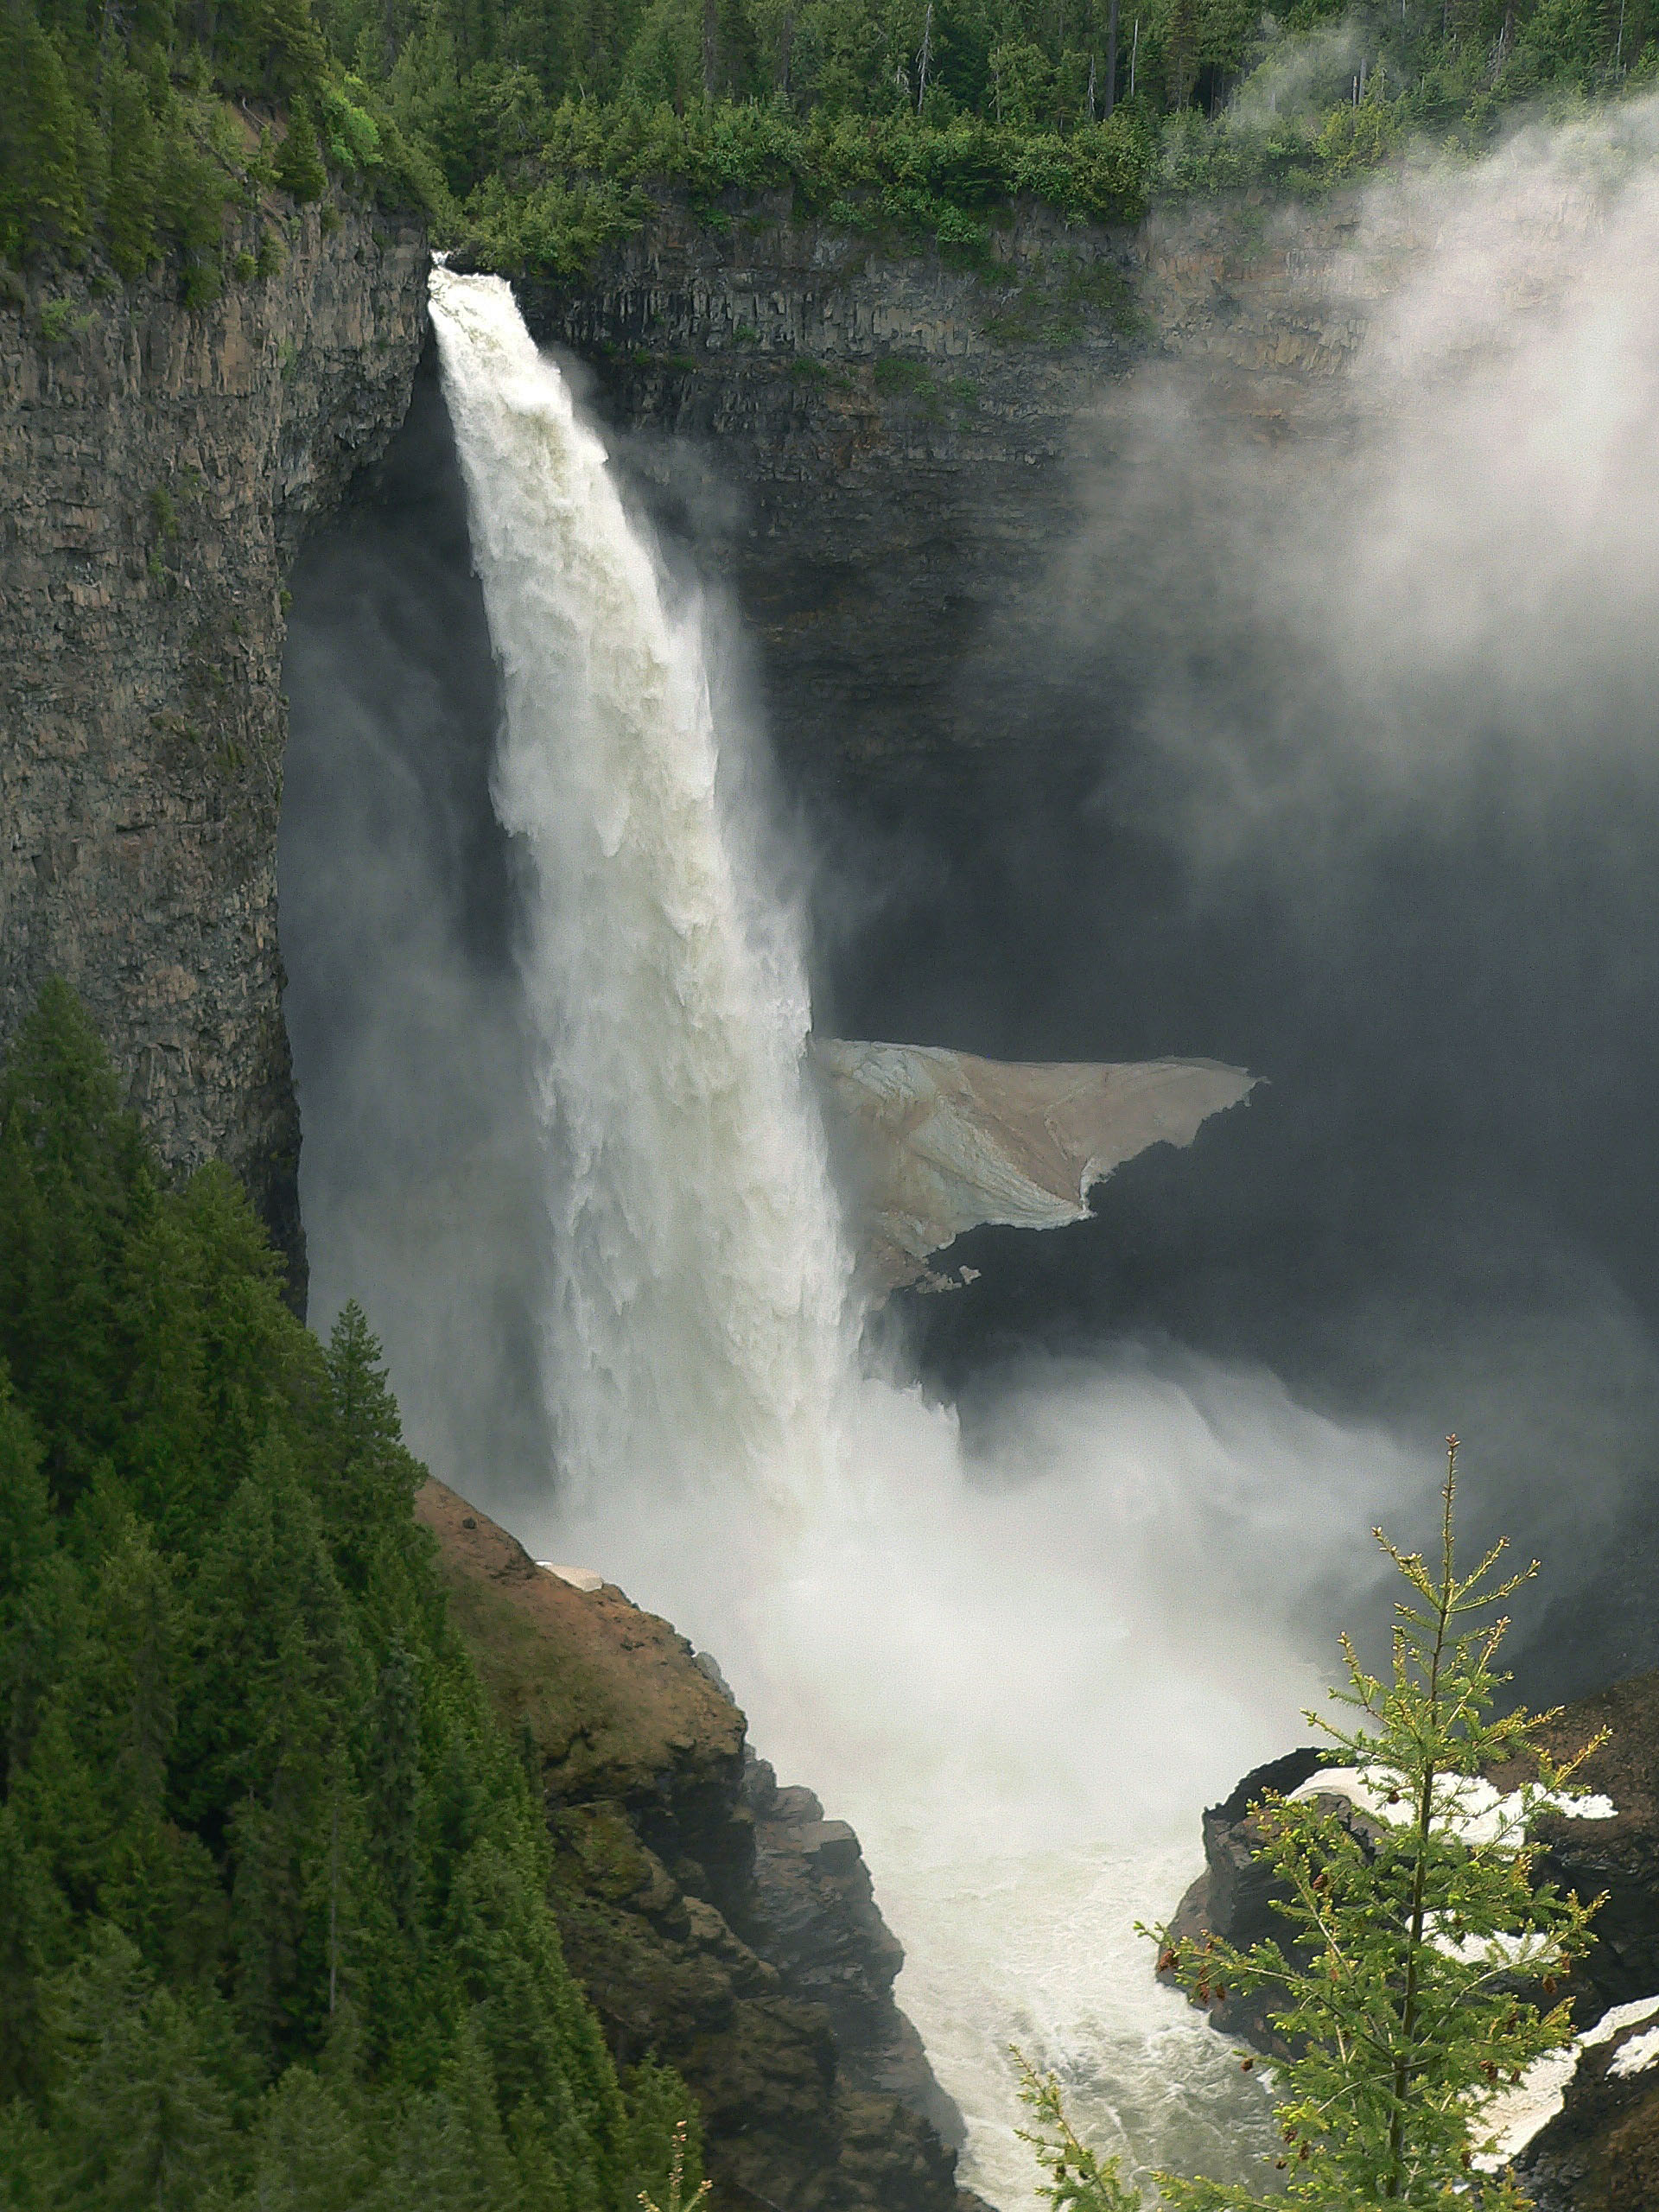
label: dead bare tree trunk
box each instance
[702,0,718,99]
[776,3,795,92]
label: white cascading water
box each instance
[429,267,1427,2202]
[429,264,848,1518]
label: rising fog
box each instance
[826,104,1659,1698]
[283,100,1659,1711]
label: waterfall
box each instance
[429,269,849,1513]
[424,266,1424,2202]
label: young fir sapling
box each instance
[1018,1440,1606,2209]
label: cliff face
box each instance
[414,1478,970,2212]
[0,208,428,1291]
[523,194,1376,798]
[1,185,1382,1267]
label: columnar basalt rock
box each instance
[0,207,428,1294]
[3,188,1388,1261]
[521,194,1384,800]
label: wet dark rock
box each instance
[0,203,428,1299]
[1515,2017,1659,2211]
[522,194,1382,811]
[743,1758,965,2151]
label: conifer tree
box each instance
[1020,1444,1604,2209]
[0,982,702,2209]
[105,68,161,277]
[274,99,328,198]
[0,9,88,259]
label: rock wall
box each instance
[522,192,1381,799]
[414,1478,973,2212]
[1,181,1389,1275]
[0,206,428,1293]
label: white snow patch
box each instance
[1471,1997,1659,2171]
[1425,1921,1556,1972]
[538,1562,605,1592]
[1581,1996,1659,2050]
[1471,2046,1583,2171]
[1608,2024,1659,2080]
[1288,1766,1617,1848]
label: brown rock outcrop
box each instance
[414,1476,969,2212]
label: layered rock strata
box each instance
[522,193,1384,799]
[414,1477,970,2212]
[0,207,428,1292]
[3,183,1396,1272]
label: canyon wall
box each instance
[523,192,1380,798]
[1,186,1383,1246]
[0,205,428,1293]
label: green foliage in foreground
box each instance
[0,979,702,2211]
[1020,1442,1602,2208]
[0,0,440,298]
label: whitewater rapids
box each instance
[427,266,1425,2202]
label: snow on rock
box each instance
[1287,1765,1617,1849]
[1471,1997,1659,2170]
[1607,2024,1659,2080]
[538,1562,605,1592]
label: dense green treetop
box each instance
[0,979,701,2212]
[4,0,1656,308]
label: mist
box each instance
[802,107,1659,1701]
[280,353,555,1517]
[279,111,1659,2194]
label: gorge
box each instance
[11,103,1659,2208]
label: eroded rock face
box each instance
[811,1038,1256,1294]
[521,193,1387,801]
[0,210,428,1293]
[743,1758,965,2151]
[3,185,1391,1272]
[415,1477,969,2212]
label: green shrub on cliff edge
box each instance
[0,0,443,293]
[5,0,1656,301]
[0,979,704,2211]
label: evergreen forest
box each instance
[3,0,1658,301]
[0,981,702,2212]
